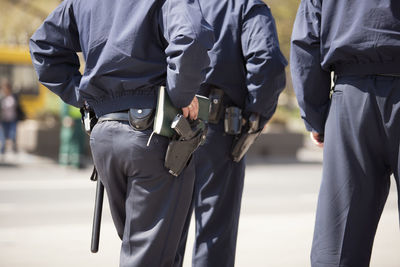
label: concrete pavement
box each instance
[0,146,399,267]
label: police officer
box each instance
[291,1,400,266]
[175,1,287,266]
[30,0,214,266]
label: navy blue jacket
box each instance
[291,0,400,133]
[30,0,214,117]
[198,0,287,122]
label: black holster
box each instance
[165,115,207,176]
[165,130,206,176]
[231,129,262,162]
[231,113,261,162]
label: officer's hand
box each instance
[182,96,199,120]
[310,132,324,148]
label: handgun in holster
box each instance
[231,113,262,162]
[165,114,207,176]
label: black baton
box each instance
[91,179,104,253]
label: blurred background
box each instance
[0,0,302,163]
[0,0,399,266]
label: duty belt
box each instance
[98,111,129,122]
[334,73,400,81]
[98,109,155,131]
[377,74,400,77]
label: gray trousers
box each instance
[311,75,400,266]
[90,121,195,267]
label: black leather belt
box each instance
[334,73,400,83]
[97,111,129,122]
[377,74,400,77]
[98,109,155,131]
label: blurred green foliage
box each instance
[266,0,301,60]
[266,0,303,130]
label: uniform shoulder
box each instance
[242,0,270,16]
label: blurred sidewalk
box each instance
[0,144,399,267]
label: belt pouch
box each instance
[128,108,155,130]
[224,106,242,135]
[208,88,224,124]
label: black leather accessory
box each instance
[128,108,155,130]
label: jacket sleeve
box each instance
[290,0,331,134]
[29,0,83,108]
[241,4,287,125]
[161,0,214,108]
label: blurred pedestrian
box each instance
[291,0,400,266]
[59,102,85,168]
[175,1,287,266]
[0,118,4,160]
[0,80,20,154]
[30,0,214,266]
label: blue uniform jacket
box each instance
[291,0,400,133]
[198,0,287,123]
[30,0,214,117]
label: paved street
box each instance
[0,145,399,267]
